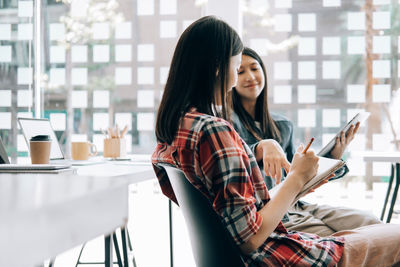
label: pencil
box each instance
[108,127,114,138]
[120,125,128,138]
[302,137,314,154]
[115,123,119,138]
[101,128,108,138]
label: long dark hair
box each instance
[155,16,243,144]
[231,47,281,142]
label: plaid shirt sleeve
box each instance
[195,118,263,245]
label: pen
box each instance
[302,137,314,154]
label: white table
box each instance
[363,152,400,223]
[0,161,154,267]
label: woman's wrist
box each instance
[254,142,262,162]
[255,140,268,161]
[284,172,304,192]
[328,150,342,160]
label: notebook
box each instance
[269,156,346,204]
[18,118,102,166]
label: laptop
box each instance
[0,135,10,164]
[18,117,102,166]
[0,135,70,172]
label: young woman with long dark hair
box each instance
[152,17,400,266]
[230,47,382,236]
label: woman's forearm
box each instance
[239,174,302,253]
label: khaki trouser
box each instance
[283,201,382,236]
[284,202,400,266]
[333,224,400,267]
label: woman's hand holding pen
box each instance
[329,122,360,160]
[256,139,291,184]
[287,143,319,188]
[290,138,334,195]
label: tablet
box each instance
[317,112,370,156]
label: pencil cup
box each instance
[103,138,126,158]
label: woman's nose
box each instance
[245,71,255,81]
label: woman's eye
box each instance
[238,70,244,74]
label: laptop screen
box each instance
[18,118,64,160]
[0,136,10,164]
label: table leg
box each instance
[386,163,400,223]
[112,232,123,267]
[104,235,113,267]
[121,227,129,267]
[125,228,137,267]
[381,164,395,221]
[169,199,174,267]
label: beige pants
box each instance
[284,201,382,236]
[284,203,399,266]
[333,224,400,267]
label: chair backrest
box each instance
[158,163,246,267]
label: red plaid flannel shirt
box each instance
[152,110,344,266]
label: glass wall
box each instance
[2,0,399,181]
[242,0,400,186]
[0,0,36,162]
[0,0,202,162]
[41,0,201,157]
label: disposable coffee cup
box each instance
[30,135,51,164]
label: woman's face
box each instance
[236,55,265,102]
[215,54,242,105]
[228,53,243,91]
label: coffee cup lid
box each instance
[30,135,51,141]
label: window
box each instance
[244,0,400,182]
[2,1,400,265]
[0,1,36,161]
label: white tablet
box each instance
[317,112,370,156]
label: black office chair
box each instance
[158,163,246,267]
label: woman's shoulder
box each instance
[171,111,236,150]
[271,112,292,126]
[186,110,235,134]
[270,112,290,123]
[271,112,293,135]
[230,111,247,129]
[229,111,240,124]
